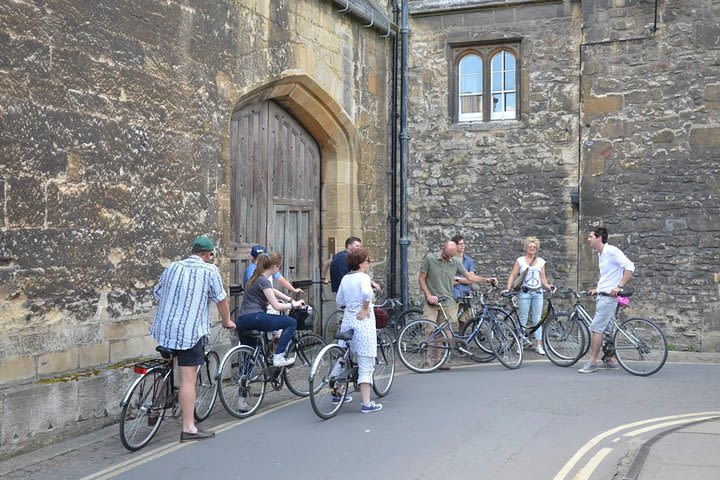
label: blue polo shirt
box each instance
[453,254,476,300]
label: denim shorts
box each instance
[589,296,616,334]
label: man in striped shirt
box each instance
[149,235,233,442]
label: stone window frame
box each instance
[450,41,521,123]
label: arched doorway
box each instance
[231,100,321,308]
[228,74,364,329]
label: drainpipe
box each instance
[399,0,410,307]
[389,0,399,298]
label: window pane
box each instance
[505,93,516,111]
[460,74,482,94]
[459,54,482,75]
[504,71,515,90]
[460,94,482,114]
[492,72,502,91]
[491,53,502,70]
[505,52,516,70]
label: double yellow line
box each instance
[553,411,720,480]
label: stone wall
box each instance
[407,0,720,352]
[578,0,720,350]
[0,0,393,458]
[406,0,582,293]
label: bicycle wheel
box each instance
[614,317,668,376]
[218,345,267,418]
[323,309,345,343]
[392,307,424,339]
[309,344,349,420]
[490,319,523,369]
[542,312,585,367]
[119,368,167,451]
[397,319,450,373]
[580,318,591,356]
[373,330,395,397]
[284,333,326,397]
[460,318,495,362]
[194,350,220,422]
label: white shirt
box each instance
[596,244,635,294]
[516,256,546,289]
[335,271,376,357]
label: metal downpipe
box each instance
[399,0,410,307]
[389,0,399,298]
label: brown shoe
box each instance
[180,429,215,442]
[438,364,451,370]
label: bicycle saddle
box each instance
[155,345,174,355]
[334,329,354,342]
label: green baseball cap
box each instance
[192,235,214,252]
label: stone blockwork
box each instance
[407,0,719,352]
[0,0,393,458]
[406,0,583,292]
[578,0,720,350]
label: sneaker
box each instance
[272,353,295,367]
[535,345,546,355]
[237,397,250,412]
[331,395,353,405]
[601,361,620,370]
[361,401,383,413]
[578,361,598,373]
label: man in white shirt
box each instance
[578,226,635,373]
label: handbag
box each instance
[511,258,536,291]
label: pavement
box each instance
[1,350,719,479]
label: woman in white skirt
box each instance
[335,247,383,413]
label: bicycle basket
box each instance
[374,307,389,329]
[290,305,315,330]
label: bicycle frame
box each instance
[493,290,557,338]
[429,298,493,354]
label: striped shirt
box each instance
[149,255,227,350]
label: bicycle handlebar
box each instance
[558,287,634,299]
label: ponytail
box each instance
[247,252,282,287]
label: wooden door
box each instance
[231,101,321,312]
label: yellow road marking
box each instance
[553,411,720,480]
[572,447,612,480]
[623,415,719,437]
[79,397,303,480]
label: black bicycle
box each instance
[323,297,423,343]
[216,308,326,418]
[486,287,562,356]
[308,328,395,419]
[398,290,520,372]
[119,326,224,451]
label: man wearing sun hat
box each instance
[150,235,234,443]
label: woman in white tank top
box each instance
[503,237,554,355]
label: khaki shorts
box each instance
[423,303,459,333]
